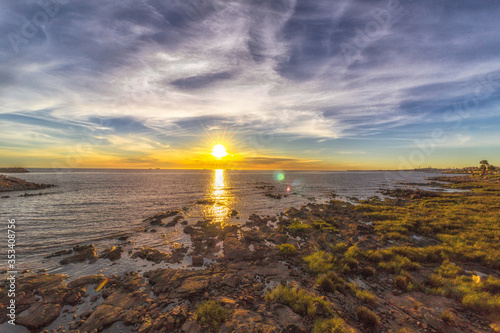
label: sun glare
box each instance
[212,144,228,159]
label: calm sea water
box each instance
[0,169,450,273]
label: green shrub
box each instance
[355,289,378,306]
[265,285,332,318]
[304,251,334,274]
[462,292,500,314]
[313,317,353,333]
[278,243,297,256]
[440,309,454,324]
[312,220,339,233]
[288,219,312,234]
[394,275,412,291]
[194,300,232,331]
[378,255,420,274]
[360,266,376,277]
[317,272,345,293]
[356,306,381,328]
[330,242,348,254]
[435,260,463,278]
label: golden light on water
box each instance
[208,169,231,224]
[211,144,228,159]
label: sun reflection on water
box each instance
[208,169,231,224]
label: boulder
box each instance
[60,245,97,265]
[16,302,61,330]
[192,255,204,267]
[100,246,123,261]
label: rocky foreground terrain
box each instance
[1,175,499,332]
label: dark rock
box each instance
[192,255,204,267]
[45,249,73,258]
[61,245,97,265]
[16,302,61,329]
[100,246,123,261]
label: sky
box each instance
[0,0,499,170]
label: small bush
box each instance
[462,291,500,314]
[355,289,378,306]
[440,309,454,324]
[356,306,381,328]
[266,285,331,318]
[194,300,232,331]
[317,272,345,293]
[314,317,353,333]
[435,260,463,278]
[378,255,420,274]
[330,242,348,254]
[360,266,376,277]
[278,243,297,256]
[394,274,415,292]
[289,219,312,234]
[304,251,334,274]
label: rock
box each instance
[131,247,171,264]
[100,246,123,261]
[60,245,97,265]
[67,275,106,289]
[182,320,203,333]
[192,255,204,267]
[276,305,305,331]
[16,302,61,329]
[45,249,73,258]
[220,309,278,332]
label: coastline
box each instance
[0,174,55,193]
[1,175,499,332]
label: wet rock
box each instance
[100,246,123,261]
[16,302,61,330]
[80,290,148,332]
[67,275,106,289]
[166,215,184,227]
[144,210,181,225]
[45,249,73,258]
[60,244,97,265]
[192,255,204,267]
[131,246,171,264]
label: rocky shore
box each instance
[1,176,499,332]
[0,174,55,193]
[0,167,29,173]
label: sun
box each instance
[212,144,228,159]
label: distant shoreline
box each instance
[0,167,29,173]
[0,174,55,193]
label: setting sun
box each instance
[211,144,228,159]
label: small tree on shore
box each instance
[479,160,489,176]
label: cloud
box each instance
[1,0,500,168]
[170,71,234,90]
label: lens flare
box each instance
[274,171,285,182]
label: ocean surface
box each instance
[0,169,452,276]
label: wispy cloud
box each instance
[1,0,500,168]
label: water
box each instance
[0,169,450,275]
